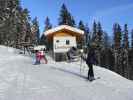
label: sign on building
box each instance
[53,36,77,53]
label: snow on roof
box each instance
[44,25,84,36]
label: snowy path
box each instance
[0,46,133,100]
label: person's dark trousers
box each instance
[67,52,70,60]
[88,64,94,80]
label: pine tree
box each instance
[113,23,122,49]
[131,30,133,48]
[122,24,129,49]
[0,0,33,48]
[0,0,8,24]
[129,48,133,79]
[71,16,76,27]
[103,31,110,48]
[123,48,129,78]
[113,23,123,75]
[84,24,90,46]
[78,20,85,31]
[91,21,104,49]
[39,34,46,45]
[44,16,52,31]
[78,20,85,48]
[2,0,21,46]
[92,21,97,42]
[21,8,31,42]
[40,17,52,46]
[32,17,40,45]
[96,22,104,48]
[95,22,104,66]
[0,0,32,47]
[58,3,75,27]
[15,7,32,48]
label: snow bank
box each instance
[0,45,17,54]
[0,46,133,100]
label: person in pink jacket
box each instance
[39,50,47,64]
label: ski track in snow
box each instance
[0,45,133,100]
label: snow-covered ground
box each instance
[0,45,133,100]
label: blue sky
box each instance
[21,0,133,36]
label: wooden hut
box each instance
[44,25,84,61]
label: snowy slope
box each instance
[0,45,133,100]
